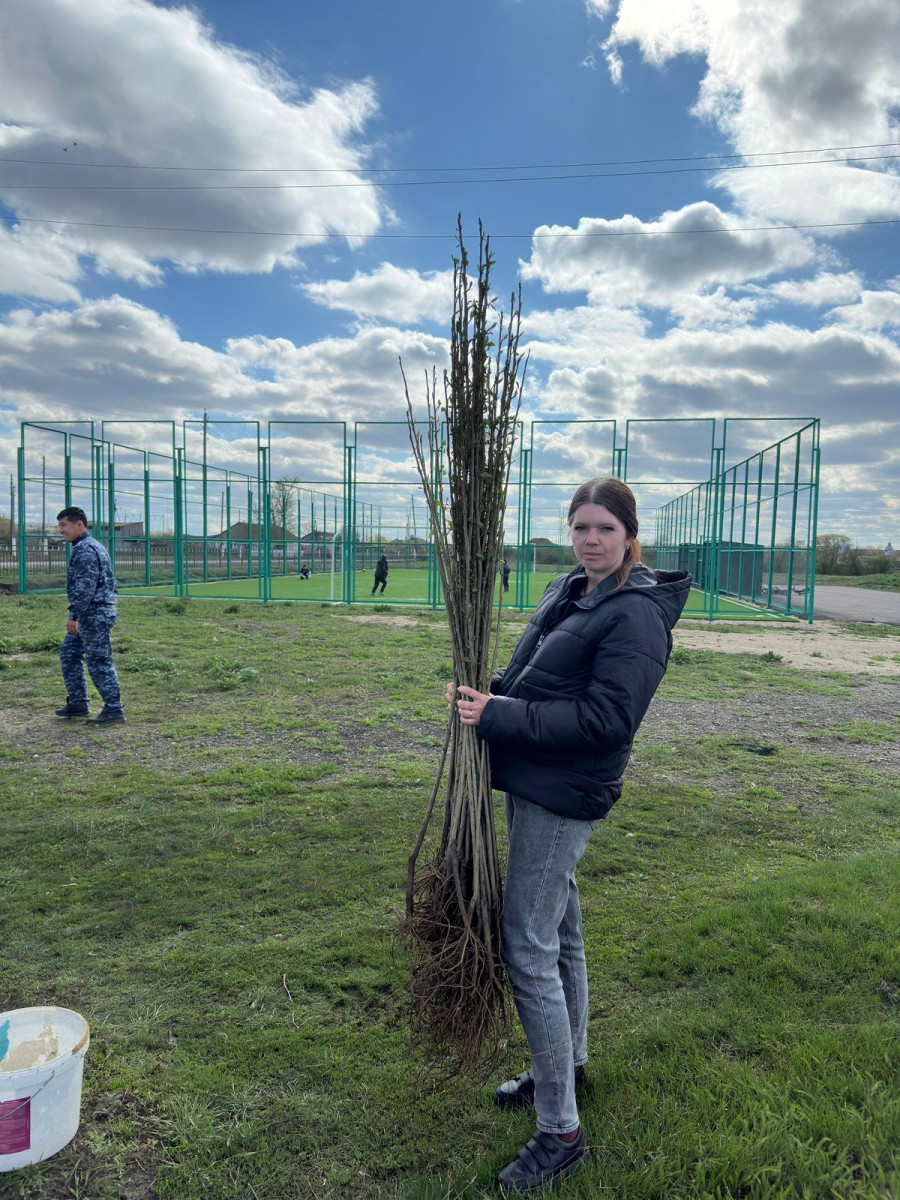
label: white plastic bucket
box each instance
[0,1007,90,1171]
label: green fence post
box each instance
[174,449,184,598]
[766,441,782,610]
[310,493,316,575]
[17,446,26,595]
[514,439,525,611]
[808,439,821,624]
[255,450,263,602]
[107,451,116,577]
[93,444,101,542]
[738,460,750,602]
[262,447,271,603]
[785,433,802,615]
[707,452,720,622]
[226,482,232,581]
[143,454,151,586]
[515,447,531,611]
[64,434,72,509]
[301,489,309,578]
[345,444,355,604]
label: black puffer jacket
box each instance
[477,563,691,821]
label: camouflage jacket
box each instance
[67,533,118,620]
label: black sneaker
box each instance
[86,706,126,725]
[496,1127,590,1193]
[494,1064,586,1111]
[55,701,90,718]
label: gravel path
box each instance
[638,682,900,773]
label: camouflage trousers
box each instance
[60,609,123,710]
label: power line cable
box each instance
[2,154,899,191]
[2,214,899,239]
[2,140,899,174]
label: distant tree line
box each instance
[816,533,897,576]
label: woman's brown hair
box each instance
[567,476,641,589]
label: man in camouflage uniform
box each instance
[55,506,126,725]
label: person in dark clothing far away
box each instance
[300,565,310,580]
[371,553,389,595]
[55,507,125,725]
[447,477,690,1193]
[501,558,510,592]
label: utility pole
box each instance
[9,474,14,549]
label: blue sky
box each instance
[1,0,899,545]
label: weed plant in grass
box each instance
[0,595,898,1200]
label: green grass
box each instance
[115,568,783,622]
[0,596,898,1199]
[816,573,900,592]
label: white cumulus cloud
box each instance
[593,0,900,225]
[302,263,453,325]
[765,272,863,308]
[0,224,83,303]
[0,0,385,297]
[827,284,900,332]
[521,202,814,303]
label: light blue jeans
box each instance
[502,793,597,1135]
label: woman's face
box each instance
[569,503,629,585]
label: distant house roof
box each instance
[214,521,297,541]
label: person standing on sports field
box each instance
[371,553,389,595]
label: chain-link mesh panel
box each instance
[19,424,73,591]
[101,421,176,460]
[267,421,345,485]
[530,421,616,483]
[353,422,434,605]
[722,418,813,474]
[265,423,347,593]
[520,422,616,605]
[101,421,178,585]
[656,422,819,619]
[625,419,715,484]
[15,415,818,616]
[181,421,261,588]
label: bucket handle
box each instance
[0,1071,56,1122]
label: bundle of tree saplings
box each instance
[399,220,527,1076]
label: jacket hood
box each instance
[563,561,692,631]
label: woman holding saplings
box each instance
[450,477,690,1193]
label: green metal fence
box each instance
[655,419,820,620]
[15,416,819,619]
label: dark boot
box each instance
[55,700,89,718]
[494,1064,586,1111]
[496,1127,590,1192]
[86,706,126,725]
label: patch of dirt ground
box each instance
[638,683,900,773]
[673,621,899,674]
[337,613,420,628]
